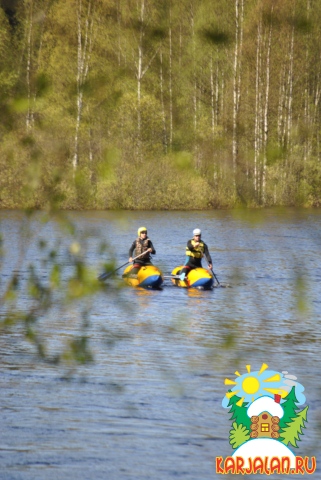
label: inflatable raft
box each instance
[123,264,163,288]
[171,266,214,289]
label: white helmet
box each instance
[193,228,201,236]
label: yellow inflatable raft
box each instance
[123,265,163,288]
[171,266,214,289]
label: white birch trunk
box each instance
[215,65,219,126]
[136,0,145,137]
[232,0,239,171]
[221,72,224,129]
[313,75,321,126]
[286,26,294,153]
[179,21,182,69]
[134,0,159,149]
[190,4,197,136]
[304,54,309,162]
[277,66,286,147]
[232,0,244,175]
[73,0,93,171]
[254,20,261,194]
[210,55,215,144]
[26,0,33,131]
[262,10,273,201]
[88,121,93,180]
[159,49,167,153]
[303,0,311,162]
[117,0,122,66]
[187,2,199,167]
[169,3,173,147]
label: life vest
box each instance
[135,237,150,257]
[186,239,205,259]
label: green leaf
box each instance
[229,422,250,449]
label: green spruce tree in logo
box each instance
[279,386,309,448]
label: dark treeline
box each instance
[1,0,321,210]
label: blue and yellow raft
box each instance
[171,266,214,289]
[123,265,163,288]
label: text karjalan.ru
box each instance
[216,456,316,475]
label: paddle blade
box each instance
[98,272,109,281]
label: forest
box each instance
[1,0,321,210]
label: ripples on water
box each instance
[0,209,321,479]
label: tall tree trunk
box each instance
[169,2,173,148]
[303,0,311,162]
[232,0,244,176]
[262,8,273,202]
[116,0,122,66]
[254,19,262,196]
[159,49,168,153]
[24,0,50,131]
[133,0,159,155]
[286,25,294,155]
[26,0,33,131]
[215,64,219,127]
[210,55,215,145]
[73,0,94,171]
[136,0,145,138]
[190,2,197,136]
[277,65,286,148]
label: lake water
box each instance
[0,209,321,479]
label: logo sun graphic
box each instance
[242,376,260,394]
[224,363,289,406]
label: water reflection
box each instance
[187,287,213,298]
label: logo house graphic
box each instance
[216,363,317,475]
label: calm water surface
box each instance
[0,209,321,480]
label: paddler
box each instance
[179,228,213,280]
[128,227,156,274]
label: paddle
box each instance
[208,265,229,288]
[98,251,148,281]
[209,266,221,286]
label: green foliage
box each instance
[0,209,111,366]
[280,406,309,448]
[227,391,251,431]
[63,336,94,365]
[229,422,250,449]
[0,0,321,209]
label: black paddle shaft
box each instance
[98,251,148,281]
[209,267,220,285]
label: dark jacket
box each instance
[129,237,156,263]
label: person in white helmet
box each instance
[127,227,156,275]
[179,228,213,281]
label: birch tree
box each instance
[168,0,173,147]
[232,0,244,175]
[120,0,166,144]
[17,0,52,131]
[2,0,321,208]
[73,0,95,170]
[261,5,273,201]
[254,17,262,194]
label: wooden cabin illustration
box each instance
[247,395,284,439]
